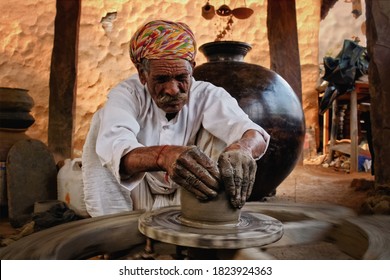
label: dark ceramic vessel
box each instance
[0,87,35,129]
[193,41,305,200]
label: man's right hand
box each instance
[163,146,221,200]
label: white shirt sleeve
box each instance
[95,77,146,191]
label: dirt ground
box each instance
[269,164,375,214]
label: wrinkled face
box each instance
[139,59,194,114]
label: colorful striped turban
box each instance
[129,20,197,65]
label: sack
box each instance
[319,39,369,114]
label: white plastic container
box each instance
[57,158,89,217]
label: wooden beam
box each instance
[48,0,81,159]
[366,0,390,189]
[267,0,302,102]
[349,90,358,172]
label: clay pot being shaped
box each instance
[180,187,240,227]
[193,41,305,200]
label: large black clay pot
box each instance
[193,41,305,200]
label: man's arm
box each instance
[120,145,221,200]
[224,129,269,159]
[218,129,269,208]
[120,145,169,175]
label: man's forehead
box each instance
[149,60,191,75]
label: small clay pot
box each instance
[232,7,254,19]
[202,2,215,20]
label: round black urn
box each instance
[193,41,305,200]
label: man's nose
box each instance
[163,80,180,96]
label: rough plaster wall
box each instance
[1,0,354,158]
[0,0,55,142]
[74,0,270,155]
[296,0,321,146]
[319,0,367,58]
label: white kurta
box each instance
[82,74,270,216]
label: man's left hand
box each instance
[218,147,257,209]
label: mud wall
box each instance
[0,0,365,158]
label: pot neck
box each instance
[199,41,252,62]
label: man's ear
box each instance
[190,60,196,70]
[136,64,147,85]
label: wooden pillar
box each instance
[328,99,338,163]
[322,110,329,155]
[267,0,302,102]
[366,0,390,188]
[349,90,358,172]
[48,0,81,160]
[267,0,304,165]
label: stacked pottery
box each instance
[193,41,305,201]
[0,87,34,215]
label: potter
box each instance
[82,20,270,217]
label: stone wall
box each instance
[0,0,365,158]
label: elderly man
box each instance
[82,20,270,217]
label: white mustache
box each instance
[158,92,187,103]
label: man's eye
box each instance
[176,75,188,82]
[156,77,169,83]
[154,75,188,83]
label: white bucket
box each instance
[57,158,89,217]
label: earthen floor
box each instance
[268,164,374,214]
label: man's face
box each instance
[141,59,193,114]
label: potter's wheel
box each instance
[1,203,389,260]
[138,206,283,249]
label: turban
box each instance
[129,20,196,65]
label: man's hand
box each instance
[121,145,221,200]
[168,146,221,200]
[218,147,257,209]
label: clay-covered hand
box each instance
[169,146,221,200]
[218,148,257,209]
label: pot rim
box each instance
[198,41,252,62]
[199,40,252,50]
